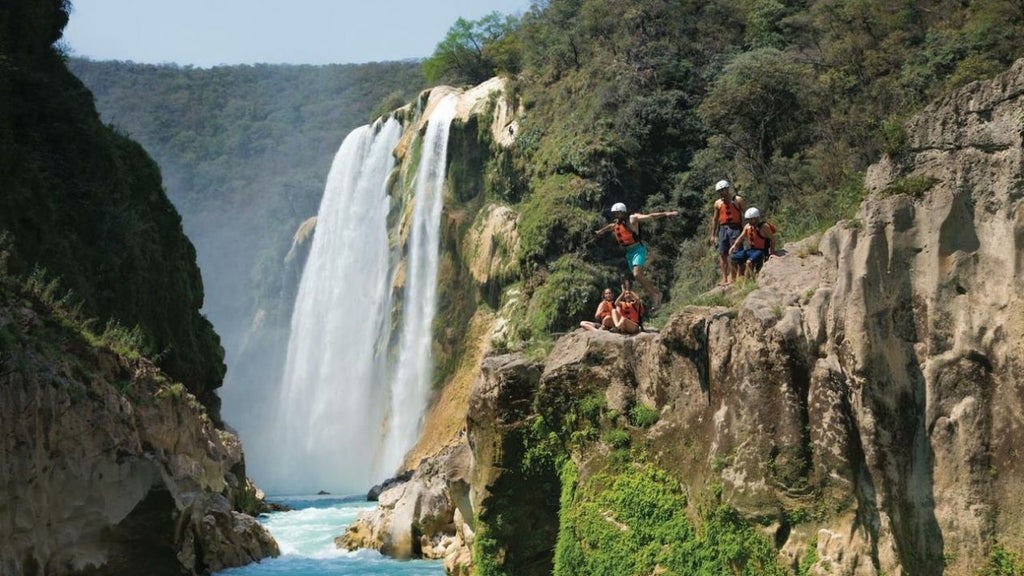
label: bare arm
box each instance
[595,223,615,236]
[763,223,777,255]
[709,201,720,242]
[632,211,679,222]
[729,225,748,254]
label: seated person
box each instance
[611,283,644,335]
[728,207,776,280]
[580,288,616,331]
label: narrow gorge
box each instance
[7,0,1024,574]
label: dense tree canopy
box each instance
[433,0,1024,332]
[423,11,521,85]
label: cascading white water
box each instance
[380,94,458,471]
[264,118,402,495]
[257,95,460,495]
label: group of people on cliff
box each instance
[581,179,776,335]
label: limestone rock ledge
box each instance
[0,288,279,576]
[336,444,474,575]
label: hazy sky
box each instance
[64,0,534,67]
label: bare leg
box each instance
[612,310,640,335]
[601,316,615,329]
[633,265,662,308]
[581,321,600,331]
[718,253,730,286]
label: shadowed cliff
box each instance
[0,0,225,416]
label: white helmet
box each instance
[744,207,761,219]
[611,202,628,214]
[715,180,731,192]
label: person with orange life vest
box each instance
[595,202,679,309]
[708,180,747,286]
[611,281,644,335]
[728,207,777,279]
[580,288,616,331]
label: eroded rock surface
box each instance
[336,444,474,572]
[0,291,278,575]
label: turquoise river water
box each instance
[214,495,444,576]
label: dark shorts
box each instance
[731,248,767,266]
[717,225,742,255]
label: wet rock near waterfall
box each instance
[367,470,414,501]
[337,444,474,572]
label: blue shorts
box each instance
[731,248,767,266]
[717,225,742,254]
[625,243,647,268]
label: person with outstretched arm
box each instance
[708,180,747,286]
[595,202,678,309]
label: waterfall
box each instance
[263,118,402,495]
[380,94,458,472]
[254,94,459,495]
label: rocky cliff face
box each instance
[0,280,278,575]
[344,59,1024,575]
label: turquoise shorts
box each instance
[625,243,647,268]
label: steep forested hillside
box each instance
[68,58,426,363]
[432,0,1024,338]
[0,0,225,414]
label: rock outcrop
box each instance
[336,444,475,573]
[459,59,1024,576]
[0,286,278,575]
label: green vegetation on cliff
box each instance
[0,0,225,414]
[554,463,786,576]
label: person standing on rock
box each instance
[728,207,776,279]
[595,202,679,309]
[709,180,747,286]
[580,288,616,331]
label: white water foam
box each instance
[213,497,443,575]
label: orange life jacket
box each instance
[613,221,641,247]
[745,222,776,250]
[717,197,742,226]
[619,300,641,324]
[596,300,614,320]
